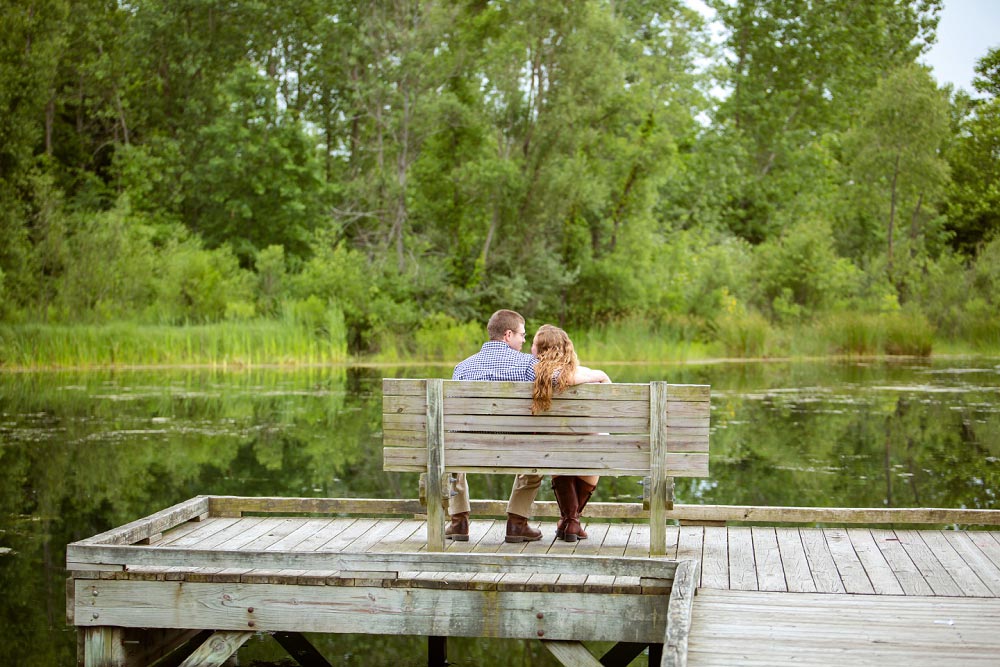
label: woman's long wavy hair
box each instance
[532,324,578,414]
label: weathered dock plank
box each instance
[870,528,934,596]
[847,528,904,596]
[895,529,964,596]
[676,526,704,586]
[798,528,845,593]
[687,589,1000,666]
[824,528,874,594]
[700,526,728,590]
[774,527,815,593]
[727,527,757,591]
[919,530,992,597]
[941,531,1000,596]
[964,532,1000,581]
[751,526,786,592]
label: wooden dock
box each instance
[67,496,1000,666]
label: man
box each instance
[446,309,543,543]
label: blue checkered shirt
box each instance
[452,341,536,381]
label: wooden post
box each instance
[82,627,126,667]
[425,378,446,551]
[649,382,669,556]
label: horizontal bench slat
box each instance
[386,394,708,418]
[447,434,650,450]
[385,395,655,419]
[382,432,707,454]
[383,415,706,435]
[383,449,708,476]
[383,413,652,433]
[454,450,652,469]
[382,433,650,451]
[385,379,700,401]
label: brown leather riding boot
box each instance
[551,477,571,540]
[505,513,542,543]
[445,512,469,541]
[551,477,584,542]
[573,479,597,541]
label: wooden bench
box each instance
[382,378,711,555]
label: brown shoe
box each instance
[505,513,542,543]
[445,512,469,541]
[552,477,586,542]
[551,477,573,540]
[574,479,597,541]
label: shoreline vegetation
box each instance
[2,313,996,371]
[3,4,999,377]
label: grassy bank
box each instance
[0,320,348,368]
[1,312,998,369]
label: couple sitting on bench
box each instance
[446,309,612,544]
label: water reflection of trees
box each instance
[692,389,1000,511]
[0,367,368,665]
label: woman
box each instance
[531,324,611,542]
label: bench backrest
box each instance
[383,379,710,478]
[382,378,710,555]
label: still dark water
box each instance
[2,358,999,666]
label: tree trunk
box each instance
[909,192,924,245]
[887,153,900,280]
[45,95,55,155]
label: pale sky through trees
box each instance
[920,0,1000,93]
[686,0,999,95]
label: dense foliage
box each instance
[2,0,998,359]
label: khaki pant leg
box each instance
[506,474,543,518]
[447,472,471,515]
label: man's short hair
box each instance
[487,309,525,341]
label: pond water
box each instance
[2,358,999,665]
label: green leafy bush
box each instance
[153,241,252,324]
[752,219,861,322]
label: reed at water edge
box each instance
[3,309,997,369]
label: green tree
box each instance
[840,64,951,294]
[178,65,326,263]
[708,0,941,244]
[944,47,1000,254]
[0,0,69,312]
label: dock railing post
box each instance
[649,382,669,557]
[425,378,447,551]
